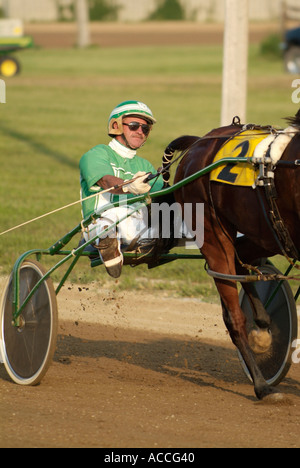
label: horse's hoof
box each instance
[264,392,284,402]
[259,392,292,405]
[248,328,272,354]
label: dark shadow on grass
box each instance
[0,123,78,170]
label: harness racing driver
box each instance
[79,100,164,278]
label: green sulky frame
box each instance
[2,154,300,389]
[10,156,300,327]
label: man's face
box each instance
[116,116,152,149]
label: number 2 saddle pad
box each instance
[210,130,267,187]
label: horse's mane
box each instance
[286,109,300,129]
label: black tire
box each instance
[284,45,300,74]
[239,263,298,386]
[0,260,58,385]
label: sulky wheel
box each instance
[239,263,298,386]
[0,260,58,385]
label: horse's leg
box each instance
[215,272,279,400]
[235,238,274,353]
[239,282,270,328]
[201,225,280,400]
[239,281,273,355]
[219,294,277,400]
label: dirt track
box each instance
[2,21,300,449]
[1,278,300,449]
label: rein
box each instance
[0,175,148,237]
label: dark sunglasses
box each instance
[123,121,151,136]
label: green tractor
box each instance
[0,35,33,77]
[0,20,33,78]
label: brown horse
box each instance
[162,111,300,400]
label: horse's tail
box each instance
[162,135,200,184]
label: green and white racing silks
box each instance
[79,139,164,219]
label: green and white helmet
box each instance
[108,100,156,136]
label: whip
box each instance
[0,174,154,237]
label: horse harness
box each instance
[161,120,300,265]
[256,162,299,261]
[243,122,300,262]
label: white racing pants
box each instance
[83,204,153,246]
[83,203,198,249]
